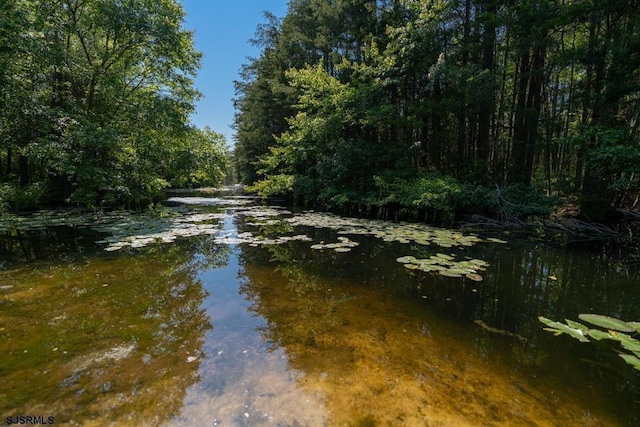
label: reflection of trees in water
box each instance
[187,233,232,272]
[0,226,103,266]
[234,235,633,425]
[235,224,640,344]
[233,230,640,425]
[0,241,213,425]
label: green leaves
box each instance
[540,314,640,372]
[539,317,590,342]
[0,0,223,209]
[578,314,637,333]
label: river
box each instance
[1,195,639,426]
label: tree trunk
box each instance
[476,1,497,176]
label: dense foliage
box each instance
[234,0,640,223]
[0,0,227,211]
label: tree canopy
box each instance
[0,0,227,211]
[234,0,640,223]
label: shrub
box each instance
[499,184,559,218]
[0,183,17,213]
[247,174,295,197]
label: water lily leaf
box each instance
[619,354,640,371]
[627,322,640,333]
[585,329,614,341]
[578,314,635,332]
[396,256,417,264]
[467,259,489,268]
[539,317,590,342]
[334,247,351,253]
[439,270,463,278]
[404,264,419,270]
[612,333,640,354]
[565,319,589,331]
[487,237,507,243]
[447,268,470,275]
[465,273,483,282]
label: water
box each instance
[1,197,639,426]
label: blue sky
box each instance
[180,1,289,146]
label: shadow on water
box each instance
[233,221,640,426]
[2,200,640,425]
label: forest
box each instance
[233,0,640,224]
[0,0,227,211]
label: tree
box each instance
[0,0,227,210]
[234,0,640,223]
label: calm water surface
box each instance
[1,196,640,426]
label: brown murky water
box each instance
[1,197,639,426]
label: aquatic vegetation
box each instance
[284,211,506,249]
[310,237,359,252]
[0,210,132,233]
[95,213,227,251]
[0,197,506,262]
[540,314,640,371]
[1,195,637,425]
[167,196,253,206]
[213,230,312,246]
[0,208,229,251]
[396,254,488,280]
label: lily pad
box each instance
[620,354,640,370]
[440,270,463,278]
[465,272,483,282]
[486,237,508,244]
[578,314,636,332]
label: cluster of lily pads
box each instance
[166,196,253,206]
[212,230,312,246]
[94,212,227,251]
[540,314,640,371]
[0,199,507,272]
[0,207,233,252]
[310,236,360,253]
[0,210,130,233]
[285,212,506,248]
[396,254,487,281]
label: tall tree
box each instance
[234,0,640,222]
[0,0,226,209]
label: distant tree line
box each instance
[0,0,227,211]
[233,0,640,223]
